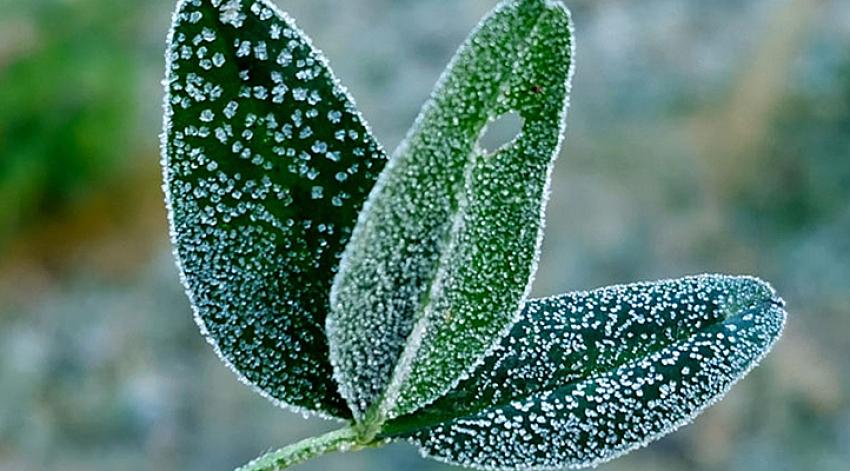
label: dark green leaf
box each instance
[162,0,386,419]
[382,275,786,470]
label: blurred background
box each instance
[1,0,848,470]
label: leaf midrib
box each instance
[364,4,553,430]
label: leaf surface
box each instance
[162,0,386,419]
[328,0,575,422]
[382,275,787,470]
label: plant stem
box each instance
[236,426,361,471]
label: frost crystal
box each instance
[382,275,786,470]
[162,0,386,419]
[328,0,575,421]
[218,0,246,28]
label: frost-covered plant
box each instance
[161,1,787,470]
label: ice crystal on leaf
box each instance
[161,1,787,470]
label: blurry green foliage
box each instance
[750,54,850,234]
[0,0,140,244]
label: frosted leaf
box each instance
[162,0,386,419]
[380,275,787,470]
[328,0,574,422]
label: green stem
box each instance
[236,426,361,471]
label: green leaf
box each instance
[162,0,386,419]
[327,0,574,423]
[381,275,786,470]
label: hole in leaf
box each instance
[478,111,524,153]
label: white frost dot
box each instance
[219,0,246,28]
